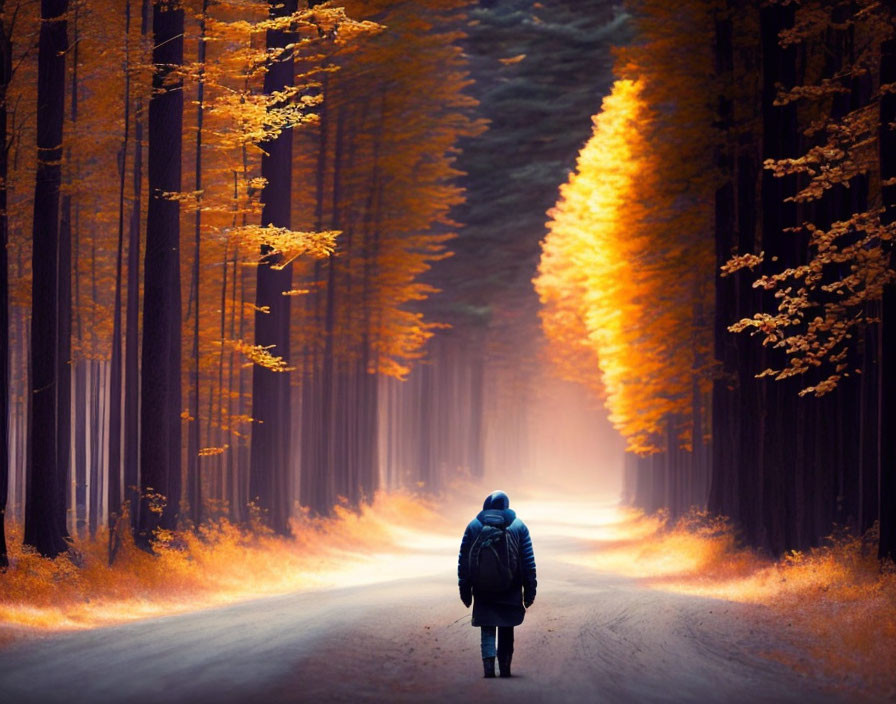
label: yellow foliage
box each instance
[572,508,896,695]
[226,339,293,372]
[535,70,714,454]
[229,225,337,268]
[723,0,896,396]
[288,0,483,380]
[0,491,448,635]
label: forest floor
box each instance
[0,490,891,703]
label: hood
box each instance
[482,490,510,511]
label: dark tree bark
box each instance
[753,1,800,555]
[709,2,763,540]
[858,307,880,535]
[878,35,896,561]
[73,207,86,535]
[56,157,72,543]
[215,213,229,516]
[707,0,737,523]
[236,249,251,518]
[357,105,383,502]
[226,171,244,523]
[187,0,208,529]
[820,6,869,540]
[303,86,327,514]
[108,0,133,537]
[56,0,80,547]
[0,3,10,569]
[24,0,69,558]
[137,0,184,549]
[249,0,298,534]
[88,357,100,536]
[13,247,26,519]
[733,134,763,537]
[125,0,150,536]
[320,107,345,505]
[73,360,86,534]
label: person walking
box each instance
[457,490,537,678]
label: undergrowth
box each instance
[0,491,445,636]
[583,508,896,697]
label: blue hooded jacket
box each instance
[457,491,537,628]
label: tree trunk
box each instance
[24,0,69,558]
[74,360,86,534]
[226,242,240,522]
[417,362,436,491]
[108,0,131,535]
[125,0,150,536]
[634,454,652,510]
[187,0,208,529]
[57,171,72,541]
[321,107,346,504]
[13,246,26,522]
[469,345,485,480]
[358,103,383,501]
[56,0,80,540]
[0,5,10,568]
[878,35,896,561]
[137,0,184,549]
[88,359,100,535]
[752,2,800,555]
[249,0,298,534]
[709,3,756,534]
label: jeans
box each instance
[480,626,514,660]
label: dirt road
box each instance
[0,497,843,703]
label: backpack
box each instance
[469,518,518,593]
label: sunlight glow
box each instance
[0,492,456,635]
[564,504,896,693]
[534,78,714,455]
[4,489,893,694]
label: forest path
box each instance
[0,495,844,703]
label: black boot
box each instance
[483,657,496,678]
[498,652,512,678]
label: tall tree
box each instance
[294,0,479,508]
[249,0,299,535]
[534,0,717,519]
[137,0,184,549]
[108,0,134,540]
[721,0,895,553]
[125,0,150,535]
[0,0,11,569]
[707,0,756,543]
[186,0,208,529]
[878,32,896,561]
[24,0,69,558]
